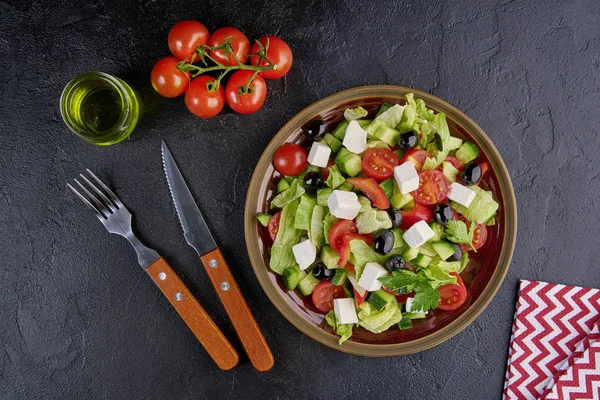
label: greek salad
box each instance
[256,94,499,344]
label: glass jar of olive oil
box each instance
[60,72,139,145]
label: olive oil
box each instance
[60,72,139,145]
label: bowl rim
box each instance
[244,85,517,356]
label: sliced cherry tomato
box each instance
[312,281,346,313]
[168,20,210,61]
[250,36,293,79]
[401,149,431,171]
[337,232,372,266]
[273,143,307,176]
[209,27,250,65]
[444,156,465,171]
[344,263,355,272]
[225,70,267,114]
[362,148,399,181]
[413,170,450,205]
[400,202,433,230]
[184,76,225,118]
[354,288,368,307]
[150,57,190,98]
[267,211,281,241]
[346,177,390,209]
[321,158,336,181]
[461,222,488,251]
[437,272,467,311]
[329,220,358,252]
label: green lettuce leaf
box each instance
[451,186,499,223]
[358,301,400,333]
[355,209,392,234]
[357,195,371,212]
[420,112,451,169]
[422,261,459,288]
[459,252,470,273]
[293,194,317,230]
[374,103,405,128]
[344,106,368,121]
[325,310,354,345]
[271,179,305,209]
[309,205,325,248]
[270,200,303,274]
[323,212,339,245]
[325,165,345,189]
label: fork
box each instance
[67,169,239,370]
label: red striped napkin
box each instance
[503,280,600,400]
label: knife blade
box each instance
[161,140,274,372]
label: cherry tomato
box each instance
[267,211,281,241]
[401,149,431,171]
[273,143,307,176]
[225,70,267,114]
[437,272,467,311]
[413,170,450,205]
[150,57,190,98]
[184,76,225,118]
[444,156,465,171]
[400,203,433,230]
[346,177,390,209]
[362,148,399,181]
[329,220,358,252]
[354,288,368,307]
[168,20,210,61]
[321,158,336,181]
[249,36,293,79]
[312,281,346,313]
[337,233,372,266]
[209,27,250,65]
[461,222,488,251]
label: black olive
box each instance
[434,203,454,226]
[398,130,418,150]
[385,255,407,272]
[387,209,403,228]
[312,262,334,280]
[303,171,322,194]
[435,133,444,151]
[373,229,394,255]
[305,120,327,141]
[448,243,463,262]
[460,162,482,186]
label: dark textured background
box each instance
[1,0,599,398]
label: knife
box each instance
[161,141,274,372]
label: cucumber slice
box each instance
[316,188,332,206]
[442,161,460,183]
[428,222,445,242]
[331,120,349,140]
[418,243,437,257]
[335,148,363,177]
[379,179,394,201]
[255,213,272,227]
[430,241,456,261]
[337,181,354,192]
[277,178,290,193]
[282,266,306,290]
[320,245,340,269]
[298,273,320,296]
[322,133,342,153]
[406,311,427,320]
[414,253,432,268]
[402,246,419,262]
[455,141,480,164]
[447,136,463,151]
[392,228,405,249]
[331,268,347,286]
[390,183,413,209]
[398,313,413,330]
[357,119,372,128]
[368,289,396,311]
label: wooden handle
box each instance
[146,257,239,371]
[200,248,274,372]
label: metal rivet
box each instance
[220,282,230,291]
[209,259,218,268]
[158,272,166,281]
[175,292,183,301]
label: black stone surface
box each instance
[1,0,599,398]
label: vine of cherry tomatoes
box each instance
[151,20,293,117]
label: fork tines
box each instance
[67,169,123,221]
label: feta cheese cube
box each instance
[307,142,331,168]
[327,190,361,220]
[394,162,420,194]
[334,298,359,324]
[292,239,317,270]
[447,182,476,207]
[405,297,428,314]
[357,262,388,291]
[403,220,435,248]
[342,120,367,154]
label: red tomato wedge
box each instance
[329,220,358,253]
[362,148,399,181]
[413,170,450,205]
[437,272,467,311]
[312,281,346,313]
[444,156,464,171]
[400,202,433,230]
[337,233,372,266]
[401,149,431,171]
[461,222,488,251]
[346,177,390,209]
[479,161,489,178]
[354,288,368,307]
[267,211,281,241]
